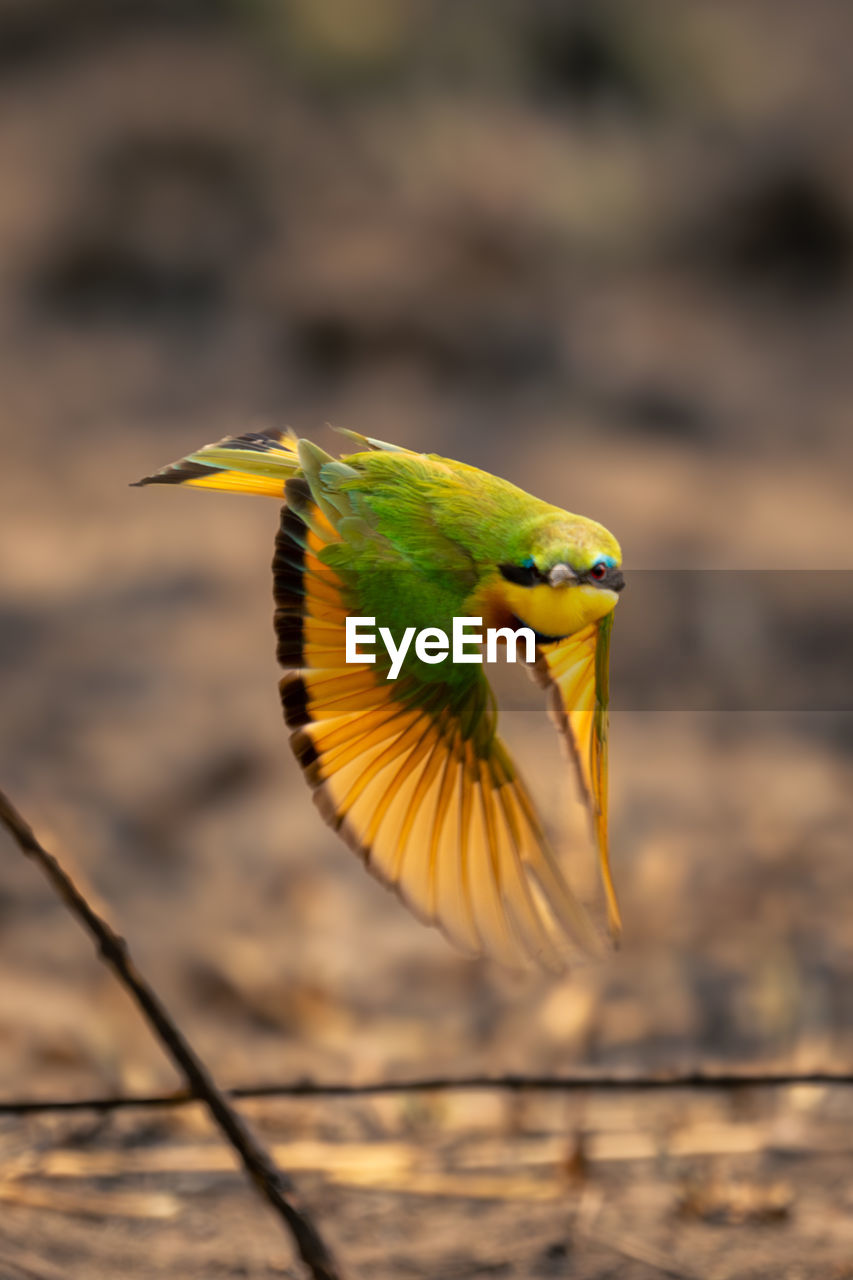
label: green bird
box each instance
[135,430,624,971]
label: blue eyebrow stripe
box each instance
[597,555,617,568]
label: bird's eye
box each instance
[589,562,608,581]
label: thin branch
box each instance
[0,789,346,1280]
[222,1068,853,1093]
[0,1067,850,1117]
[1,1069,850,1117]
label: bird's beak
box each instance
[547,563,578,587]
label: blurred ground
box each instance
[1,2,852,1276]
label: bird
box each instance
[135,429,624,971]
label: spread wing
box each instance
[533,615,620,939]
[276,455,604,972]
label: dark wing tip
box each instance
[130,474,177,487]
[281,676,311,728]
[291,729,320,772]
[131,461,218,488]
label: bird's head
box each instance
[484,516,624,642]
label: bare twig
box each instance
[0,789,346,1280]
[0,1067,849,1117]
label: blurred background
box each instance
[1,2,852,1276]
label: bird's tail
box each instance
[132,430,301,498]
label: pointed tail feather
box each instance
[132,430,301,497]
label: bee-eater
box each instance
[135,430,624,971]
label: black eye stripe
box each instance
[499,560,624,591]
[498,562,546,587]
